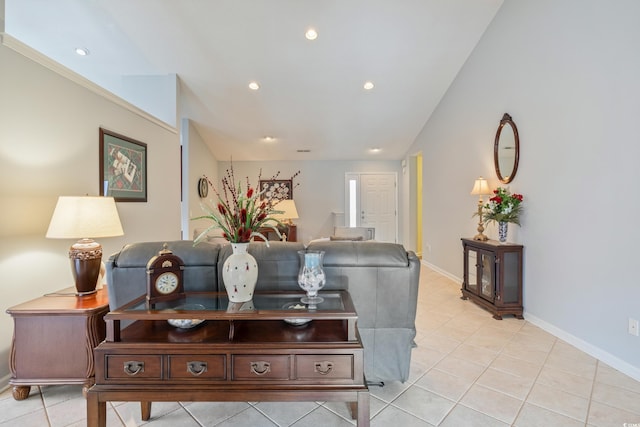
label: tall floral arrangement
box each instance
[482,187,524,225]
[193,163,300,244]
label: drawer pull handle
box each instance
[314,361,334,375]
[187,361,208,376]
[123,361,144,376]
[250,361,271,376]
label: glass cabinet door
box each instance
[465,248,478,294]
[501,252,520,303]
[478,250,495,302]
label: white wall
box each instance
[0,42,182,383]
[408,0,640,379]
[183,119,219,239]
[215,160,402,245]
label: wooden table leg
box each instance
[11,385,30,400]
[86,391,106,427]
[357,391,370,427]
[349,402,357,419]
[141,401,152,421]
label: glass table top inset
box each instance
[106,291,355,322]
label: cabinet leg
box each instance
[87,391,106,427]
[357,391,370,426]
[12,385,31,400]
[141,401,152,421]
[348,402,357,419]
[492,314,503,320]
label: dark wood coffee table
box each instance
[87,291,369,426]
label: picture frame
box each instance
[259,179,293,201]
[99,128,147,202]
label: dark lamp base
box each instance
[69,239,103,296]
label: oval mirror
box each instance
[494,113,520,184]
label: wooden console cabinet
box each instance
[461,238,523,320]
[88,290,369,426]
[6,287,109,399]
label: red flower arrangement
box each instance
[193,163,299,244]
[482,187,524,225]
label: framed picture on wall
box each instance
[259,179,293,201]
[99,128,148,202]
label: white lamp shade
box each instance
[46,196,124,239]
[470,177,492,196]
[270,199,299,221]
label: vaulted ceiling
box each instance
[4,0,503,160]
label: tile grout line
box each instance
[506,328,557,426]
[435,318,518,426]
[514,336,595,425]
[37,386,53,427]
[584,360,599,427]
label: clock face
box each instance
[155,272,179,295]
[198,177,208,198]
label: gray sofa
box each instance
[105,240,420,383]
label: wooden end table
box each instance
[6,287,109,399]
[88,290,369,426]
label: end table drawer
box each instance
[296,355,354,379]
[232,355,290,380]
[105,355,162,380]
[168,355,226,380]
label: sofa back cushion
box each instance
[106,240,220,310]
[307,240,409,267]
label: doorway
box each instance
[345,173,398,243]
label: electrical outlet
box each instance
[629,318,639,336]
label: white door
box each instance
[345,173,398,243]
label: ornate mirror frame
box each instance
[494,113,520,184]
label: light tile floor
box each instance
[2,265,640,426]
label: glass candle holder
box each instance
[297,250,326,304]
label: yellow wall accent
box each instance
[416,153,423,258]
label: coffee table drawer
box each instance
[232,355,290,380]
[105,355,162,380]
[296,355,354,379]
[168,355,226,380]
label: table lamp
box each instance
[46,196,124,295]
[271,199,299,226]
[470,177,492,241]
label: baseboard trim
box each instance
[524,313,640,382]
[421,260,461,284]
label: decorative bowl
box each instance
[167,304,205,329]
[282,302,311,326]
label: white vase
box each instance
[222,243,258,302]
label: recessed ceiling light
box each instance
[75,47,90,56]
[370,148,381,153]
[248,81,260,90]
[262,136,276,142]
[363,81,374,90]
[305,28,318,40]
